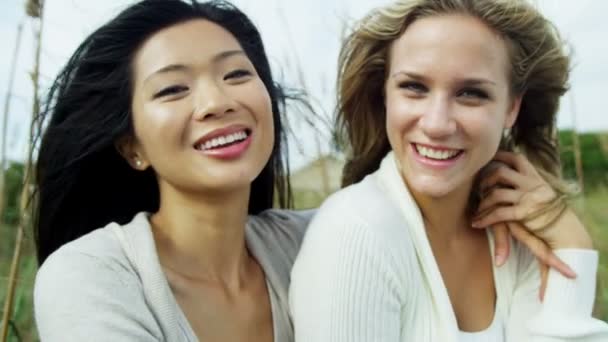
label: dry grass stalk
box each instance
[0,23,24,234]
[1,2,44,340]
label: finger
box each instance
[472,205,522,228]
[508,223,576,278]
[477,188,522,213]
[479,164,526,192]
[492,223,510,267]
[494,151,536,175]
[539,261,549,302]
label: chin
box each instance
[407,176,459,199]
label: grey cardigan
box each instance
[34,210,313,341]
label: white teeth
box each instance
[197,130,248,150]
[415,144,460,160]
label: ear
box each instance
[504,94,522,129]
[114,135,149,170]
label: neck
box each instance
[150,182,252,286]
[409,180,474,242]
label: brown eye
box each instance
[224,69,252,80]
[153,85,189,99]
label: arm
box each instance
[472,152,608,340]
[289,208,403,342]
[34,248,161,341]
[507,246,608,342]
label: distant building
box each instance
[291,155,344,194]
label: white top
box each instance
[458,306,504,341]
[35,210,313,342]
[290,152,608,342]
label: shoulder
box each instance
[34,214,161,340]
[34,212,158,313]
[247,209,315,254]
[250,208,315,240]
[35,213,150,299]
[37,213,151,279]
[34,230,139,312]
[294,175,411,282]
[290,177,410,313]
[37,223,130,281]
[245,209,316,278]
[303,174,407,250]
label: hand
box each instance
[471,152,593,293]
[473,160,556,268]
[482,208,558,300]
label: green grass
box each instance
[571,189,608,321]
[0,225,37,342]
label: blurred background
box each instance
[0,0,606,340]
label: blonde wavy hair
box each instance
[336,0,575,214]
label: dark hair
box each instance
[34,0,293,264]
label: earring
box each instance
[134,159,142,167]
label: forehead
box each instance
[133,19,243,78]
[389,14,510,78]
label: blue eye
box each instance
[153,85,188,99]
[399,81,427,93]
[224,69,252,80]
[459,88,489,99]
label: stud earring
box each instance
[135,159,142,167]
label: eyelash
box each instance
[152,69,252,99]
[224,69,252,80]
[398,82,490,100]
[458,88,489,99]
[153,85,188,99]
[398,81,427,93]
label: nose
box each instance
[193,81,237,121]
[419,94,456,138]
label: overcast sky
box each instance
[0,0,606,168]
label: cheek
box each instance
[132,102,186,153]
[465,113,504,156]
[249,83,275,142]
[385,92,414,150]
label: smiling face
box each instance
[385,14,521,200]
[124,19,274,194]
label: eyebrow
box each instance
[391,71,496,86]
[143,49,246,84]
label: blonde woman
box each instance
[290,0,608,341]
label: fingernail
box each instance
[567,266,577,278]
[495,254,505,266]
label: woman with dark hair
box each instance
[33,0,311,340]
[290,0,608,341]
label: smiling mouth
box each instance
[413,143,463,161]
[195,129,251,151]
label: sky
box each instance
[0,0,606,169]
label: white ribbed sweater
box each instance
[290,152,608,342]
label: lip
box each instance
[200,134,252,160]
[193,124,251,147]
[412,142,460,151]
[410,143,464,170]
